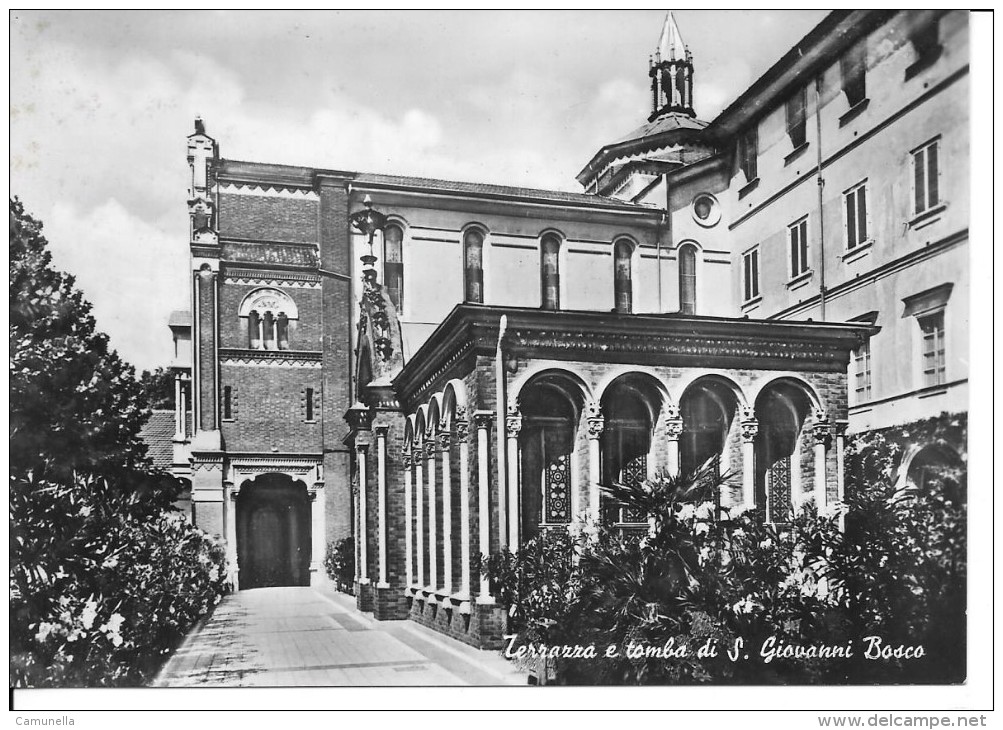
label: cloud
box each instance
[44,199,189,372]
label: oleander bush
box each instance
[325,537,356,593]
[10,199,229,687]
[485,442,966,685]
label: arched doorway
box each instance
[679,377,740,476]
[236,474,311,589]
[905,443,966,506]
[754,381,814,523]
[518,372,586,541]
[600,374,663,525]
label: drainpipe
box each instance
[814,74,827,320]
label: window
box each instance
[844,181,869,250]
[852,339,872,402]
[919,311,946,387]
[906,17,942,79]
[305,387,315,422]
[614,239,633,314]
[912,139,940,215]
[540,234,561,310]
[788,218,809,279]
[678,244,697,315]
[737,126,758,183]
[222,386,233,421]
[840,43,867,108]
[786,86,807,149]
[463,228,485,303]
[383,224,404,312]
[742,247,760,303]
[239,288,298,351]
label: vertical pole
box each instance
[439,432,453,595]
[665,407,683,477]
[740,418,759,512]
[375,426,389,588]
[835,420,847,531]
[414,444,424,588]
[357,446,369,584]
[474,411,494,603]
[813,421,830,512]
[457,419,471,596]
[403,452,414,587]
[505,408,522,550]
[586,405,604,524]
[174,373,183,438]
[310,486,326,587]
[425,439,437,592]
[225,484,239,590]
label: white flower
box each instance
[34,622,58,643]
[80,600,98,629]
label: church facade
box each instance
[159,9,967,647]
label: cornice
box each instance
[219,348,323,368]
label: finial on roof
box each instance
[194,116,206,136]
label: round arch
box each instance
[510,364,594,413]
[748,375,826,418]
[238,287,299,319]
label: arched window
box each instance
[679,244,697,315]
[384,224,404,311]
[613,239,633,314]
[540,234,561,310]
[463,228,484,303]
[239,288,298,351]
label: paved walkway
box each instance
[153,586,526,687]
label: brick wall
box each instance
[217,281,323,350]
[219,364,323,453]
[218,194,318,244]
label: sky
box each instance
[10,9,829,372]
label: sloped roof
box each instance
[353,172,648,210]
[614,113,708,146]
[139,410,175,469]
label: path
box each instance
[153,586,525,687]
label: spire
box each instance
[656,12,687,63]
[649,11,695,120]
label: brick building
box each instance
[154,9,966,647]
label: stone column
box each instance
[664,405,683,477]
[473,411,494,603]
[740,417,759,511]
[403,451,414,587]
[425,439,438,592]
[835,420,848,530]
[309,484,326,587]
[812,419,831,512]
[505,406,522,550]
[414,442,425,588]
[439,431,453,595]
[456,417,471,596]
[225,481,239,590]
[586,405,604,524]
[357,445,369,586]
[174,373,184,439]
[375,426,389,589]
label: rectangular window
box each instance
[742,247,760,303]
[785,87,807,149]
[222,385,233,421]
[840,43,867,107]
[853,339,872,402]
[919,311,946,387]
[737,126,758,182]
[844,181,869,249]
[912,139,940,215]
[305,387,315,422]
[788,218,809,279]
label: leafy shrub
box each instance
[324,537,355,593]
[486,448,966,685]
[10,471,228,687]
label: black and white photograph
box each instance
[9,7,991,718]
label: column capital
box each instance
[424,441,437,461]
[454,419,470,444]
[374,424,390,439]
[740,418,759,442]
[834,419,849,437]
[402,453,413,469]
[664,417,684,440]
[505,406,522,438]
[473,410,495,430]
[438,432,452,452]
[811,421,831,445]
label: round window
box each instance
[691,193,721,227]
